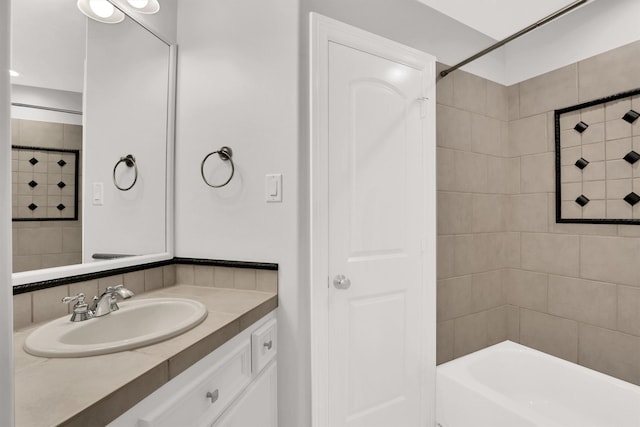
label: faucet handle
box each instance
[62,293,94,322]
[62,292,86,305]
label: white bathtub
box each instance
[436,340,640,427]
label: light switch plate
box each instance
[92,182,104,206]
[265,174,282,202]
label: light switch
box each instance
[92,182,104,206]
[265,174,282,202]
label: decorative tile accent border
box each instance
[555,87,640,224]
[12,145,79,221]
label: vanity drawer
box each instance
[251,318,277,374]
[138,342,252,427]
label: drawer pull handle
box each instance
[263,340,273,350]
[206,389,219,404]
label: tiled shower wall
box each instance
[437,40,640,386]
[11,119,83,273]
[435,63,518,364]
[506,40,640,385]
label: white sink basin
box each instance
[24,298,208,358]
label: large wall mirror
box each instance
[11,0,175,286]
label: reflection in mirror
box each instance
[10,0,174,282]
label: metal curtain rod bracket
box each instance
[440,0,588,78]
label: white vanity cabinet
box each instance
[109,312,277,427]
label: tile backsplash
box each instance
[13,262,278,331]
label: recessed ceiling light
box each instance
[9,70,19,77]
[127,0,160,14]
[77,0,125,24]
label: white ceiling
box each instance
[416,0,582,40]
[11,0,86,93]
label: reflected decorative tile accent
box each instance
[623,150,640,164]
[56,204,66,211]
[28,180,38,188]
[575,158,589,169]
[57,181,66,189]
[29,157,38,165]
[28,203,38,211]
[623,192,640,206]
[622,109,639,124]
[57,159,66,167]
[574,121,589,133]
[575,195,590,207]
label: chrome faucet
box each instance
[90,285,135,317]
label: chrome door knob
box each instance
[333,275,351,290]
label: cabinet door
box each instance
[213,362,277,427]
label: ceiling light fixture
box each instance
[9,70,19,77]
[77,0,125,24]
[127,0,160,14]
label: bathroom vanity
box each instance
[13,285,277,427]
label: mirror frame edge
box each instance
[11,26,178,289]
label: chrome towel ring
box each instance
[201,146,234,188]
[113,154,138,191]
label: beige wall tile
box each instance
[471,114,502,156]
[548,275,616,329]
[256,270,278,293]
[579,40,640,102]
[580,236,640,286]
[175,265,194,285]
[194,265,215,287]
[436,148,456,191]
[454,151,488,193]
[98,274,124,294]
[437,192,473,235]
[437,235,455,279]
[144,267,164,292]
[487,306,508,345]
[234,268,257,290]
[505,269,548,312]
[506,305,520,341]
[472,233,508,273]
[519,308,578,362]
[519,64,578,118]
[486,80,508,121]
[521,152,555,193]
[508,84,520,121]
[163,265,176,287]
[547,194,618,235]
[454,311,488,358]
[19,120,64,148]
[13,293,32,330]
[486,156,506,194]
[436,320,454,365]
[618,285,640,336]
[509,113,547,157]
[452,70,487,115]
[213,266,234,288]
[472,270,504,312]
[437,276,473,322]
[63,124,82,150]
[435,63,453,107]
[471,194,506,233]
[509,193,548,232]
[505,158,521,194]
[122,271,145,295]
[578,324,640,385]
[521,233,580,276]
[437,104,471,151]
[32,285,69,324]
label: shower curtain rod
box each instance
[440,0,588,78]
[11,102,82,115]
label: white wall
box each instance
[11,85,82,125]
[83,17,169,261]
[503,0,640,85]
[174,1,302,425]
[112,0,178,44]
[0,0,15,424]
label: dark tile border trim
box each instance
[13,258,279,295]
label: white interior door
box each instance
[314,19,435,427]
